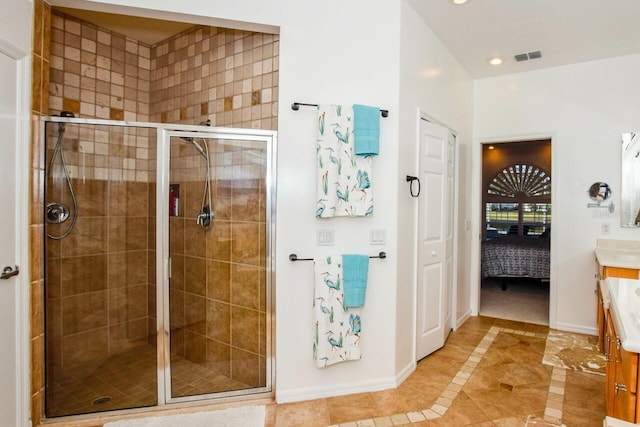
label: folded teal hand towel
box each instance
[342,254,370,307]
[353,104,380,156]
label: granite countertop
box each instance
[595,238,640,270]
[606,277,640,353]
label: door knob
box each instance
[432,251,437,257]
[0,265,19,280]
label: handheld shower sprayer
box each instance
[47,111,78,239]
[177,119,214,230]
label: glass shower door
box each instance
[44,121,159,417]
[163,131,274,402]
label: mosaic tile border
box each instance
[327,326,564,427]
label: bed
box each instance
[481,235,550,290]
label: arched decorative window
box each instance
[488,164,551,198]
[485,164,551,237]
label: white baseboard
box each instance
[275,376,397,404]
[455,309,472,330]
[394,360,416,386]
[554,322,597,336]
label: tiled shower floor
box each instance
[46,343,249,418]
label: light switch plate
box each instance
[317,229,334,246]
[370,229,386,245]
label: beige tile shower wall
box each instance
[49,10,150,122]
[48,11,153,184]
[150,27,279,130]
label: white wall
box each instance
[474,54,640,333]
[0,0,32,52]
[397,2,474,374]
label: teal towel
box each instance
[353,104,380,156]
[342,254,370,307]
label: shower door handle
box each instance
[0,265,19,280]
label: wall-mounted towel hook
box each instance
[406,175,420,197]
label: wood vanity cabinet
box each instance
[600,266,640,280]
[606,310,639,422]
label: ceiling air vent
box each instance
[514,50,543,62]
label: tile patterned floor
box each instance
[47,343,249,418]
[265,316,606,426]
[44,316,605,426]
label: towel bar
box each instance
[291,102,389,118]
[289,251,386,262]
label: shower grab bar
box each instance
[289,252,386,262]
[291,102,389,118]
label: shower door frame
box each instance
[157,127,277,405]
[42,117,277,413]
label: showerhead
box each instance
[179,120,210,158]
[180,136,206,158]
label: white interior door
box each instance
[0,50,23,427]
[416,119,453,360]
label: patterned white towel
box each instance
[313,256,361,367]
[316,105,373,218]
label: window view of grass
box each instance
[485,203,551,236]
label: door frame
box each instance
[470,133,557,328]
[158,128,277,404]
[413,110,459,362]
[0,37,31,427]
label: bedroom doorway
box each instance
[479,139,551,325]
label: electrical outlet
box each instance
[602,223,610,234]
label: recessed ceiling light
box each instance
[449,0,470,5]
[488,145,495,150]
[488,57,503,66]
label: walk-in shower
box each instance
[43,117,276,419]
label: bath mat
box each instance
[104,405,264,427]
[542,330,605,375]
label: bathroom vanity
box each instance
[595,239,640,353]
[594,239,640,421]
[591,134,640,423]
[604,278,640,422]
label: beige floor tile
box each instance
[327,393,380,425]
[274,399,332,427]
[369,388,426,416]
